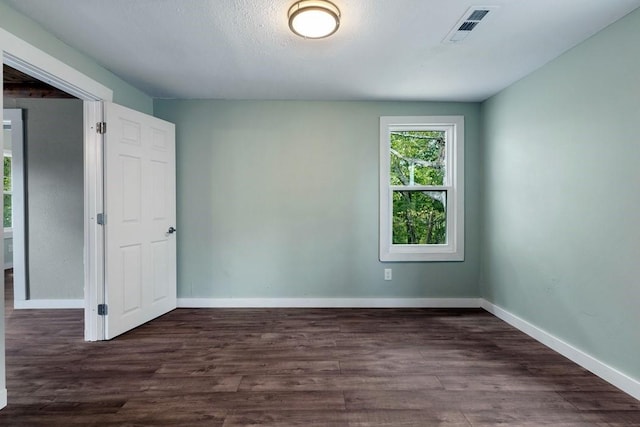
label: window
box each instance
[3,109,23,241]
[3,153,12,229]
[379,116,464,261]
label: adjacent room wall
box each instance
[480,8,640,383]
[154,100,481,300]
[3,98,84,300]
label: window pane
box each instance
[3,156,11,192]
[392,190,446,244]
[3,194,11,228]
[390,131,446,186]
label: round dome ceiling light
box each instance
[288,0,341,39]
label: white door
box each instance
[102,101,176,339]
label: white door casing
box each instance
[102,101,176,339]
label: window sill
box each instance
[380,248,464,262]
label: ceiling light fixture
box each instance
[288,0,341,39]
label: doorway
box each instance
[1,44,114,344]
[4,65,84,309]
[1,30,178,411]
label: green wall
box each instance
[0,0,153,113]
[154,100,481,299]
[480,8,640,381]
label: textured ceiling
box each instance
[4,0,640,101]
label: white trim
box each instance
[83,102,105,342]
[3,109,25,301]
[1,26,114,342]
[0,29,112,101]
[0,388,6,409]
[481,299,640,401]
[178,297,481,308]
[14,299,84,309]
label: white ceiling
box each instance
[5,0,640,101]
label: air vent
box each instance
[468,9,490,21]
[458,21,478,32]
[444,6,498,43]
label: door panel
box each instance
[103,101,176,339]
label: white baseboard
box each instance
[13,299,84,309]
[177,297,482,309]
[481,299,640,401]
[0,388,6,409]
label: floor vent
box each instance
[444,6,498,43]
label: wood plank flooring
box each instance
[2,271,639,426]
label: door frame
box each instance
[3,108,25,302]
[1,27,113,342]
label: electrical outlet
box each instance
[384,268,392,281]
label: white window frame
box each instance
[3,111,21,241]
[3,109,24,283]
[379,116,464,262]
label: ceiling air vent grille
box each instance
[458,21,478,32]
[467,9,490,21]
[444,6,498,43]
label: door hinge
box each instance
[96,121,107,134]
[98,304,108,316]
[97,213,105,225]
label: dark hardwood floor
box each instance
[1,270,639,426]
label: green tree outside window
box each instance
[4,155,11,228]
[390,131,447,245]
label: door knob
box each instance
[167,226,176,234]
